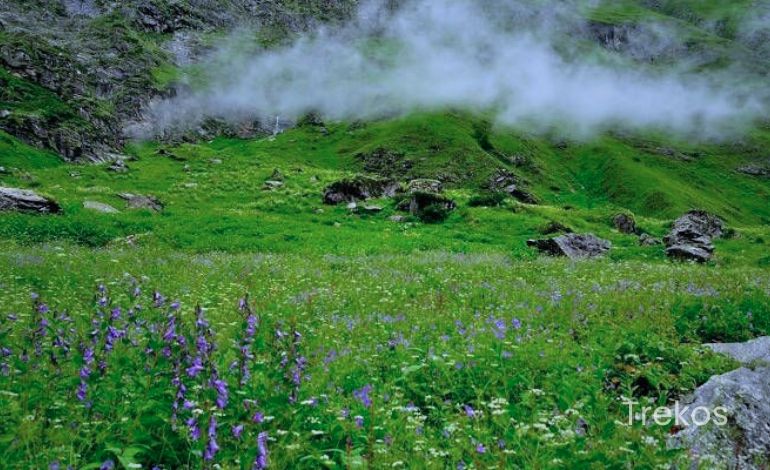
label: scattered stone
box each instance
[118,193,163,212]
[737,164,770,178]
[263,180,284,190]
[638,233,662,246]
[107,159,129,173]
[323,175,400,205]
[362,205,383,213]
[183,182,198,189]
[527,233,611,260]
[539,221,573,235]
[390,215,407,223]
[612,213,638,234]
[270,168,285,181]
[407,179,443,194]
[83,200,119,213]
[0,187,61,214]
[487,169,538,204]
[669,366,770,469]
[346,202,358,210]
[0,110,10,119]
[704,337,770,366]
[0,166,7,174]
[209,158,223,165]
[664,210,724,262]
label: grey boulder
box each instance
[118,193,164,212]
[527,233,611,259]
[705,337,770,366]
[669,366,770,469]
[612,213,638,234]
[664,211,724,262]
[0,187,61,214]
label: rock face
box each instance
[323,176,399,205]
[0,0,359,161]
[670,367,770,469]
[0,186,61,213]
[118,193,163,212]
[612,213,638,234]
[527,233,611,259]
[664,211,724,262]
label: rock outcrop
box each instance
[527,233,611,259]
[0,186,61,213]
[664,211,724,262]
[323,176,399,205]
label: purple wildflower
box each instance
[186,417,201,441]
[232,424,244,439]
[212,378,228,409]
[204,416,219,461]
[353,384,373,408]
[186,356,205,377]
[254,431,269,469]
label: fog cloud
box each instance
[141,0,767,139]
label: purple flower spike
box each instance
[232,424,244,439]
[253,432,269,469]
[353,384,373,408]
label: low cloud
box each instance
[139,0,768,140]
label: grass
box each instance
[1,242,765,468]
